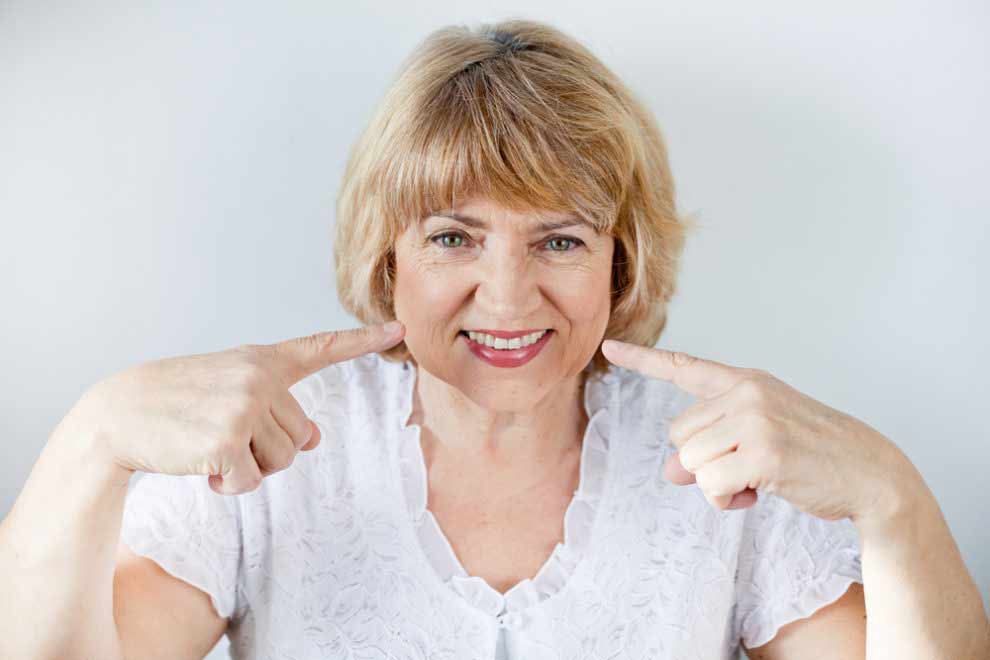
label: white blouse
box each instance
[120,352,863,659]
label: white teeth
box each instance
[466,329,547,350]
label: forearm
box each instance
[0,402,133,660]
[853,450,989,660]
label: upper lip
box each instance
[462,328,551,339]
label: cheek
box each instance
[552,259,612,328]
[393,239,612,338]
[559,276,610,322]
[393,255,464,339]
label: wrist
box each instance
[850,439,935,540]
[49,390,134,491]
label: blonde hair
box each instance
[334,18,698,379]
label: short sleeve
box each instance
[733,491,863,650]
[120,473,242,620]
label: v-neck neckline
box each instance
[392,358,619,620]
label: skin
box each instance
[0,323,406,660]
[391,194,990,657]
[599,341,989,659]
[597,340,911,523]
[392,194,615,481]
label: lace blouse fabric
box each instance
[120,353,864,659]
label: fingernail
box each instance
[382,321,402,335]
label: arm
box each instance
[743,445,989,660]
[743,581,866,659]
[113,542,229,660]
[852,450,990,660]
[0,404,132,660]
[0,397,228,660]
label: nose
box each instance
[473,239,541,322]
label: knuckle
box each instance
[701,488,722,508]
[694,466,712,490]
[737,377,768,407]
[668,351,697,368]
[743,410,775,437]
[224,469,262,495]
[229,370,272,411]
[242,364,273,396]
[306,331,341,353]
[253,428,297,473]
[225,398,261,433]
[270,447,295,471]
[294,419,314,447]
[207,434,241,464]
[231,344,274,373]
[240,475,262,493]
[752,435,785,475]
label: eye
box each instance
[545,236,584,252]
[430,232,469,249]
[429,231,585,253]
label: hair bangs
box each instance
[382,55,624,237]
[335,19,695,378]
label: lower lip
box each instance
[462,330,553,368]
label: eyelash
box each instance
[429,231,585,253]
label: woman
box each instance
[1,18,986,660]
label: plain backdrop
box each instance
[1,2,987,659]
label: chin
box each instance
[460,386,551,414]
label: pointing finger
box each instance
[270,321,405,385]
[601,340,744,399]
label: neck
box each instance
[406,365,589,479]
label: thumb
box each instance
[270,321,405,385]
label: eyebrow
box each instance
[426,211,598,234]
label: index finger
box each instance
[270,321,405,385]
[600,340,744,399]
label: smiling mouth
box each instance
[457,329,553,338]
[458,328,555,357]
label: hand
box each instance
[600,339,906,523]
[67,321,406,495]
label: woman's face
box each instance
[393,194,614,411]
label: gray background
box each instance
[1,2,987,658]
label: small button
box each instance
[497,612,523,630]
